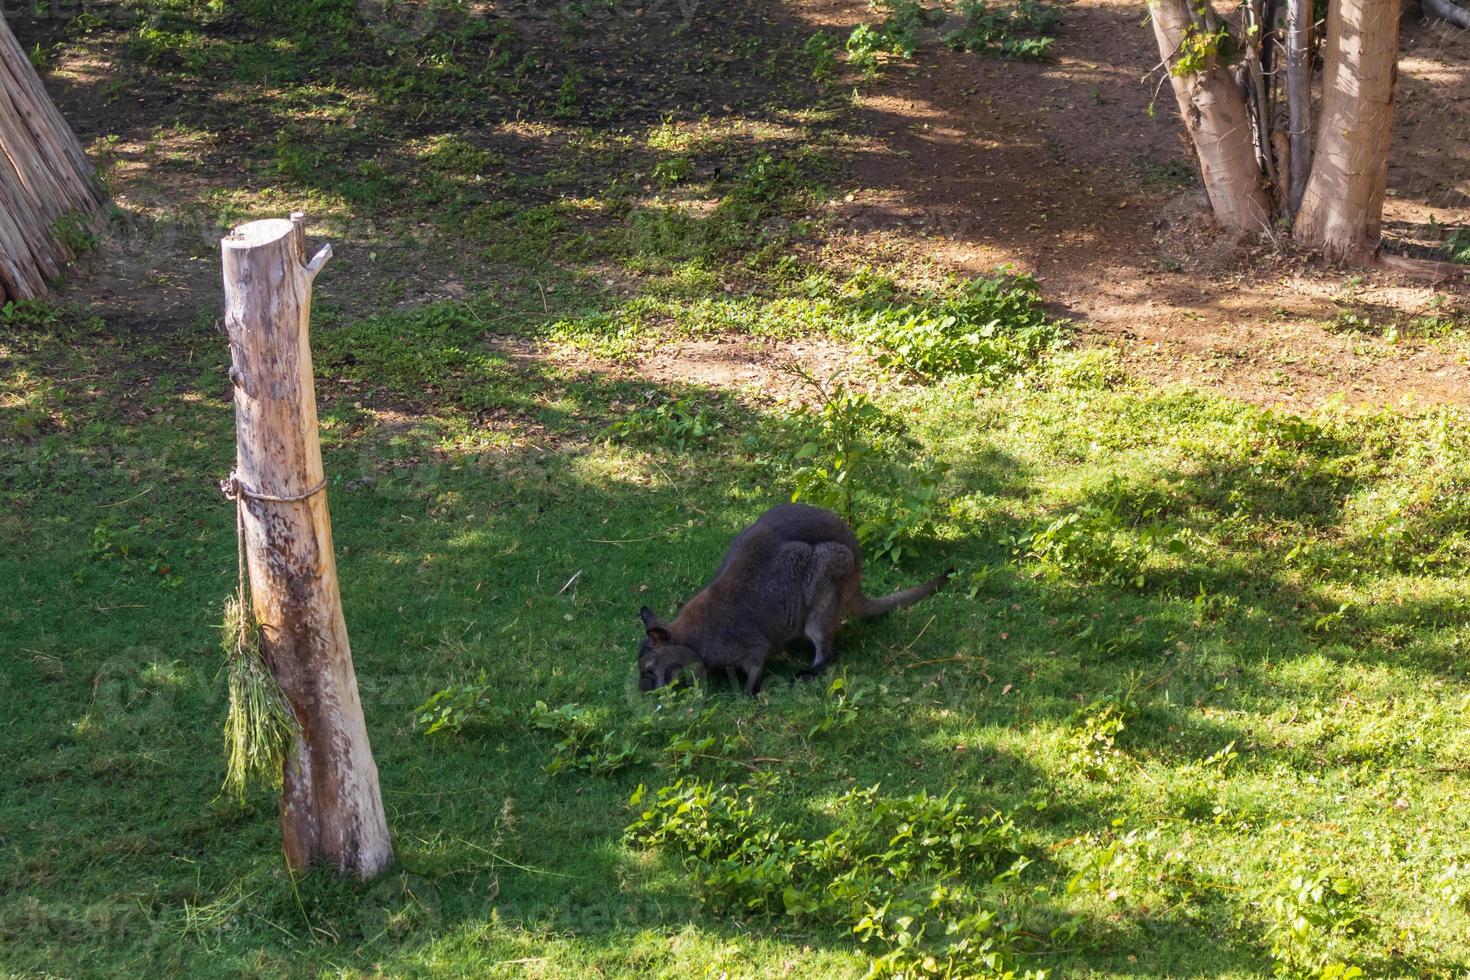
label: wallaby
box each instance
[637,503,951,695]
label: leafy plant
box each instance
[602,395,726,451]
[945,0,1060,60]
[1012,477,1189,588]
[554,69,582,119]
[1172,22,1235,76]
[873,0,936,59]
[846,23,884,76]
[51,209,98,254]
[845,2,945,74]
[1065,823,1153,903]
[804,31,840,81]
[806,674,864,737]
[413,677,507,736]
[850,271,1068,382]
[731,151,804,208]
[626,776,1041,977]
[784,370,948,563]
[1263,871,1367,977]
[0,299,69,330]
[1068,695,1135,780]
[530,700,640,775]
[88,519,184,586]
[1441,228,1470,264]
[652,154,693,186]
[662,709,742,770]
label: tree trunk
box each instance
[1148,0,1272,232]
[0,13,105,303]
[1284,0,1312,217]
[1293,0,1403,261]
[1241,1,1276,191]
[222,215,393,880]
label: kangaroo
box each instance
[637,503,951,695]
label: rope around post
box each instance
[219,469,328,607]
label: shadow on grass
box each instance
[7,284,1470,970]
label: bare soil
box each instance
[821,0,1470,408]
[24,1,1470,410]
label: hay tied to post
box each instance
[220,472,299,805]
[221,594,297,804]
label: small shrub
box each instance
[422,135,492,176]
[1043,348,1123,391]
[1442,228,1470,264]
[602,395,726,451]
[1263,871,1367,977]
[850,271,1068,383]
[846,23,883,75]
[626,777,1041,977]
[1171,22,1233,76]
[0,299,68,331]
[652,155,693,186]
[530,701,640,775]
[1012,477,1189,588]
[413,677,506,736]
[554,69,581,119]
[804,31,840,81]
[1067,693,1137,780]
[51,209,99,255]
[945,0,1060,60]
[784,371,948,563]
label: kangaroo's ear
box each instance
[639,606,671,645]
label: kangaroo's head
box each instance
[637,606,704,692]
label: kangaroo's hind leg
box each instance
[743,657,766,696]
[799,543,856,680]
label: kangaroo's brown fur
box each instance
[637,503,951,694]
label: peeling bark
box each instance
[1148,0,1272,232]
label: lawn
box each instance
[3,0,1470,977]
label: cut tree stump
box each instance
[0,13,105,304]
[222,215,393,879]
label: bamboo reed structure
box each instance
[0,14,105,303]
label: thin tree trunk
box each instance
[1423,0,1470,28]
[1148,0,1272,232]
[0,13,105,303]
[1242,1,1276,189]
[1293,0,1403,261]
[222,215,393,880]
[1284,0,1312,217]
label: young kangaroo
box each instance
[637,503,951,695]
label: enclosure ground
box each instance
[3,1,1470,977]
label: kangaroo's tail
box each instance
[856,567,954,618]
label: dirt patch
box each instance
[831,0,1470,409]
[15,1,1470,411]
[495,334,862,403]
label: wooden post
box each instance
[221,214,393,879]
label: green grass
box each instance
[3,0,1469,976]
[3,291,1470,977]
